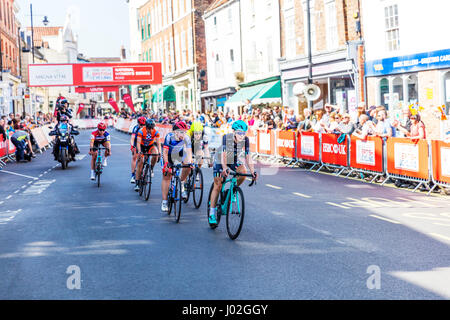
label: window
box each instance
[267,36,273,73]
[181,30,187,68]
[187,27,193,66]
[141,18,145,40]
[385,4,400,51]
[284,14,296,58]
[325,0,338,50]
[147,14,151,38]
[230,49,234,63]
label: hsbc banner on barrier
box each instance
[296,132,320,162]
[28,63,162,87]
[276,131,295,158]
[321,133,348,167]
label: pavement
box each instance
[0,128,449,299]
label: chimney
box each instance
[121,45,127,61]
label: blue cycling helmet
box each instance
[232,120,248,132]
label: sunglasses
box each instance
[235,131,246,136]
[98,129,105,132]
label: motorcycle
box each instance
[49,123,79,169]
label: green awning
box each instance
[151,85,176,103]
[251,80,281,100]
[226,83,268,104]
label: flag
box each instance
[108,98,120,114]
[76,103,85,115]
[123,93,135,113]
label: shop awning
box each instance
[251,80,282,103]
[225,79,281,107]
[151,85,176,103]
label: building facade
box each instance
[201,0,241,112]
[279,0,364,116]
[0,0,21,116]
[137,0,214,113]
[362,0,450,139]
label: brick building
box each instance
[137,0,214,113]
[0,0,21,116]
[278,0,365,118]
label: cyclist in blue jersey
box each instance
[208,120,257,225]
[161,121,193,212]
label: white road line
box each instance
[0,170,38,180]
[5,195,12,200]
[293,192,312,198]
[21,185,27,189]
[13,190,19,194]
[0,201,4,205]
[38,174,43,177]
[326,202,350,209]
[28,181,33,184]
[369,215,401,224]
[429,233,450,243]
[266,184,282,190]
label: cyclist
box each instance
[208,120,258,225]
[134,119,161,192]
[161,121,193,212]
[130,116,147,183]
[88,122,111,180]
[187,120,212,167]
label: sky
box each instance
[17,0,131,58]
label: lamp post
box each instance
[30,4,49,63]
[306,0,313,110]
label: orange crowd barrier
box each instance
[320,133,349,167]
[431,140,450,185]
[257,129,275,156]
[350,135,384,173]
[275,130,296,158]
[296,131,320,162]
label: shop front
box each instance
[200,87,236,113]
[280,50,356,115]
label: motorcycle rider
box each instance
[49,115,80,161]
[54,96,73,122]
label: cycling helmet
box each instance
[231,120,248,132]
[172,121,188,131]
[145,119,155,129]
[137,116,147,125]
[97,122,107,130]
[191,121,204,132]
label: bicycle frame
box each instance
[219,177,240,216]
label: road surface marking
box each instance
[0,201,3,205]
[326,202,350,209]
[429,233,450,243]
[0,170,39,180]
[369,215,401,224]
[293,192,311,198]
[266,184,282,190]
[14,190,20,194]
[75,154,87,161]
[21,185,27,189]
[5,195,12,200]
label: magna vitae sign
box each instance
[28,62,162,87]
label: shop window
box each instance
[407,74,418,104]
[392,76,403,106]
[379,78,389,108]
[445,71,450,115]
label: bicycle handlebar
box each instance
[226,169,257,187]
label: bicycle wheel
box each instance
[174,177,182,223]
[140,164,148,197]
[96,169,101,188]
[192,168,204,209]
[207,183,222,229]
[144,166,152,201]
[226,186,245,240]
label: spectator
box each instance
[337,113,356,135]
[297,108,314,132]
[264,113,275,130]
[406,113,426,139]
[374,109,393,138]
[0,117,6,141]
[325,112,340,133]
[393,105,412,137]
[10,123,35,162]
[284,109,297,130]
[353,114,376,139]
[323,104,334,125]
[253,114,264,129]
[355,103,366,129]
[312,109,326,133]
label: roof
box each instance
[26,27,63,47]
[88,57,122,63]
[205,0,231,14]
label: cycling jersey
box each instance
[163,132,191,164]
[91,130,110,145]
[190,131,209,153]
[131,124,141,147]
[137,127,160,147]
[213,133,249,176]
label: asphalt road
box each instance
[0,128,449,300]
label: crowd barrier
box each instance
[112,120,449,195]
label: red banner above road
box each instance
[75,86,119,93]
[28,62,162,87]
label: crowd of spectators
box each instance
[114,102,426,141]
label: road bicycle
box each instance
[167,163,193,223]
[137,152,160,201]
[183,156,212,209]
[207,169,256,240]
[92,146,107,188]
